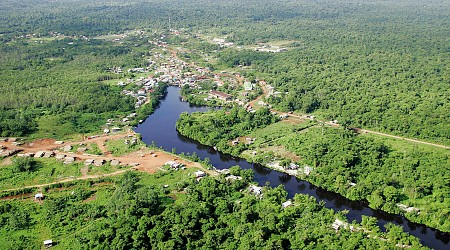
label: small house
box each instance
[209,90,232,101]
[195,170,206,178]
[111,127,121,133]
[249,185,263,195]
[24,152,35,157]
[34,151,45,158]
[216,168,231,175]
[43,151,55,158]
[43,239,52,248]
[110,159,120,166]
[84,159,94,166]
[225,175,242,181]
[93,159,105,167]
[55,154,66,160]
[288,163,299,170]
[63,145,72,152]
[64,156,75,164]
[282,200,292,208]
[243,81,253,91]
[35,193,44,200]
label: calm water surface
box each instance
[135,86,449,249]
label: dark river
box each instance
[135,86,449,249]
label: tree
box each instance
[11,157,38,173]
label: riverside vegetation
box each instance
[0,0,448,248]
[0,170,426,249]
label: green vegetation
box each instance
[0,0,448,246]
[177,106,278,155]
[105,137,145,156]
[177,109,450,232]
[85,143,102,155]
[11,157,39,173]
[0,38,138,137]
[0,169,425,249]
[0,158,82,190]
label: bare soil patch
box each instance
[82,194,97,203]
[0,193,32,201]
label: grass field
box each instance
[0,158,82,190]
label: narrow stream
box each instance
[135,86,449,249]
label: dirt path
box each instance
[1,169,129,193]
[0,131,213,194]
[354,128,450,149]
[248,82,269,108]
[0,130,213,194]
[245,81,448,149]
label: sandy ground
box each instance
[0,132,206,193]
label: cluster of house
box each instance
[103,119,124,134]
[25,150,77,164]
[231,137,255,146]
[265,85,283,97]
[212,38,235,47]
[0,139,20,157]
[83,158,119,167]
[154,54,212,88]
[124,137,138,145]
[267,162,314,176]
[215,168,243,181]
[255,44,288,53]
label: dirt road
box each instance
[354,128,450,149]
[0,132,209,193]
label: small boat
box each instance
[139,120,144,123]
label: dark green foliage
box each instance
[88,175,425,249]
[0,38,138,137]
[12,157,39,173]
[281,127,450,231]
[0,169,426,249]
[177,106,278,155]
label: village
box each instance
[106,30,304,128]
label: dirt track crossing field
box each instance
[0,132,206,193]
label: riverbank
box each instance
[135,86,449,249]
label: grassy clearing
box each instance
[362,132,450,155]
[105,137,145,156]
[88,163,125,175]
[94,34,123,40]
[247,120,315,148]
[0,158,82,190]
[137,166,199,191]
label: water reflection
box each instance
[135,86,449,249]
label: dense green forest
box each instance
[177,107,279,155]
[0,0,448,247]
[1,0,448,143]
[176,109,450,232]
[0,170,425,249]
[0,35,155,137]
